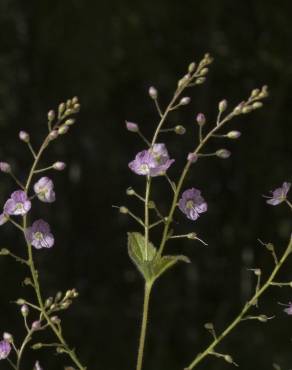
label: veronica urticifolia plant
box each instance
[0,54,291,370]
[0,98,86,370]
[119,54,292,370]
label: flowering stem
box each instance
[7,358,17,370]
[16,328,34,370]
[135,281,153,370]
[33,165,54,174]
[157,111,235,257]
[144,176,151,260]
[20,135,86,370]
[9,172,25,190]
[184,236,292,370]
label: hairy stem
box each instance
[135,282,153,370]
[184,236,292,370]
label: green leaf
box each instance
[127,232,157,280]
[153,255,190,280]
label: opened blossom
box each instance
[129,143,174,177]
[26,219,54,249]
[4,190,31,216]
[34,177,56,203]
[179,188,207,221]
[0,339,11,360]
[266,182,291,206]
[283,302,292,315]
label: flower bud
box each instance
[242,106,253,114]
[58,125,69,135]
[0,162,11,173]
[45,297,53,308]
[218,99,227,112]
[32,343,43,350]
[174,125,186,135]
[200,67,209,76]
[51,316,61,324]
[254,268,261,276]
[196,113,206,126]
[187,232,197,239]
[180,97,191,105]
[224,355,233,364]
[251,88,260,98]
[125,121,139,133]
[148,201,156,209]
[187,153,198,163]
[233,103,244,115]
[53,161,66,171]
[3,333,13,343]
[48,110,55,121]
[65,118,75,126]
[216,149,231,159]
[227,131,241,139]
[73,103,81,112]
[58,103,66,115]
[72,96,79,104]
[258,315,268,322]
[119,206,128,214]
[148,86,158,99]
[48,130,58,141]
[21,304,29,317]
[126,187,135,196]
[16,298,26,305]
[19,131,30,143]
[252,101,263,109]
[204,322,214,330]
[31,321,41,331]
[195,77,206,85]
[188,62,196,73]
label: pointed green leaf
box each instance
[153,254,190,280]
[127,232,157,280]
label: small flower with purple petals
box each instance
[26,219,54,249]
[0,339,11,360]
[266,182,291,206]
[4,190,31,216]
[179,188,207,221]
[34,177,56,203]
[129,143,174,177]
[283,302,292,315]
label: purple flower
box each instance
[129,143,174,177]
[0,340,11,360]
[179,188,207,221]
[26,219,54,249]
[266,182,291,206]
[4,190,31,216]
[283,302,292,315]
[34,177,56,203]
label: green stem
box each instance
[135,282,153,370]
[16,329,33,370]
[184,237,292,370]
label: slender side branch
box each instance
[184,237,292,370]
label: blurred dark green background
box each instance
[0,0,292,369]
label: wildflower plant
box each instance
[0,53,291,370]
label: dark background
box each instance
[0,0,292,369]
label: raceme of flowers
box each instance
[0,177,57,249]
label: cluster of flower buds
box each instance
[47,96,80,139]
[232,85,268,116]
[44,289,79,314]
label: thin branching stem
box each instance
[184,237,292,370]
